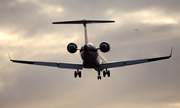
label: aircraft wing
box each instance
[100,48,172,70]
[10,59,83,70]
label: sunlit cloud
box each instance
[169,103,180,107]
[135,9,178,25]
[105,8,179,25]
[38,4,64,15]
[0,32,7,40]
[0,32,78,56]
[18,0,64,15]
[1,1,180,108]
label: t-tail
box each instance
[52,19,115,44]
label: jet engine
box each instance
[67,43,78,53]
[99,42,110,53]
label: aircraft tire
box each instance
[97,76,101,80]
[103,71,106,77]
[79,71,82,78]
[74,71,77,78]
[107,70,110,77]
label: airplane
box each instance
[9,19,172,80]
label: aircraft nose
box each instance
[84,45,88,51]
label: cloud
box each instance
[0,0,180,108]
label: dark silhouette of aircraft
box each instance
[9,19,172,80]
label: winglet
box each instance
[7,51,12,61]
[170,47,173,57]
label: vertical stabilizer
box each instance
[83,19,88,44]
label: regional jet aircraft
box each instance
[9,19,172,80]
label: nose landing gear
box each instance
[97,76,101,80]
[97,71,101,80]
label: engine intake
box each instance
[67,43,77,53]
[99,42,110,53]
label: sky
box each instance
[0,0,180,108]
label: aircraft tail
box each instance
[52,19,115,44]
[52,19,115,24]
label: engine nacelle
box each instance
[67,43,78,53]
[99,42,110,53]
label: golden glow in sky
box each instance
[0,1,180,108]
[105,8,178,25]
[0,32,7,40]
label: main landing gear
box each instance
[74,69,110,80]
[97,69,110,80]
[103,69,110,77]
[74,69,81,78]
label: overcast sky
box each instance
[0,0,180,108]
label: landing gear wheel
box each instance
[103,71,106,77]
[97,76,101,80]
[107,70,110,77]
[78,71,81,78]
[74,71,77,78]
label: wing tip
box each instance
[170,47,173,58]
[7,50,12,61]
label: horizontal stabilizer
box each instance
[52,19,115,24]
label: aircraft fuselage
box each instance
[80,43,100,70]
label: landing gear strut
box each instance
[74,69,81,78]
[97,71,101,80]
